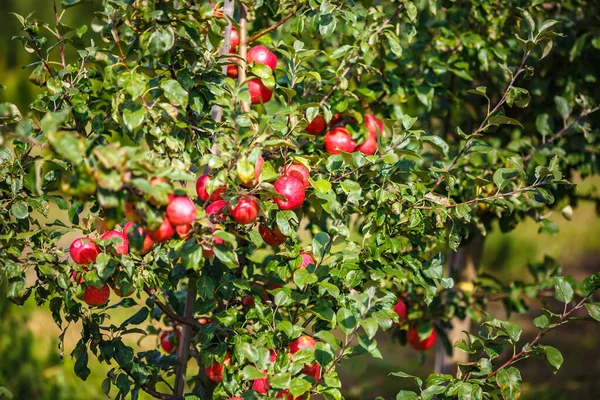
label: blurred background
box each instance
[1,1,599,399]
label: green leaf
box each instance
[121,307,149,327]
[395,391,418,400]
[310,179,332,193]
[61,0,82,8]
[554,96,571,120]
[416,86,434,110]
[289,377,311,397]
[312,232,330,260]
[47,130,86,164]
[487,116,523,128]
[10,201,29,219]
[421,136,449,157]
[122,104,146,131]
[553,276,573,303]
[336,308,357,335]
[160,79,189,108]
[389,371,422,389]
[493,168,518,190]
[142,26,175,57]
[533,345,563,373]
[241,366,265,381]
[293,268,318,290]
[361,318,378,340]
[584,303,600,321]
[74,350,91,381]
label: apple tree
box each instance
[0,0,599,400]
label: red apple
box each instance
[306,115,326,135]
[175,224,193,239]
[406,325,436,351]
[72,269,86,284]
[248,79,273,104]
[199,317,210,325]
[252,376,270,394]
[206,200,228,222]
[324,127,357,154]
[394,297,407,322]
[230,196,260,225]
[202,235,224,258]
[365,114,384,137]
[301,362,321,380]
[82,283,110,307]
[227,62,238,78]
[242,296,255,307]
[298,252,316,269]
[228,398,244,400]
[356,137,378,155]
[124,222,154,254]
[281,164,310,188]
[206,352,231,382]
[230,26,239,48]
[243,156,264,187]
[160,330,182,354]
[148,217,175,243]
[166,196,197,225]
[196,175,226,202]
[247,45,277,71]
[274,176,305,210]
[259,224,287,246]
[100,230,129,255]
[289,335,316,354]
[70,238,100,265]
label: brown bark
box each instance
[434,235,485,375]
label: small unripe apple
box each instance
[166,196,197,226]
[82,283,111,307]
[252,376,270,394]
[324,127,357,154]
[248,79,273,104]
[70,238,100,265]
[196,175,226,202]
[247,45,277,71]
[289,335,316,354]
[100,231,129,255]
[124,222,154,254]
[306,115,326,135]
[148,217,175,243]
[206,200,228,222]
[301,362,321,380]
[160,329,182,354]
[298,252,316,269]
[394,297,407,322]
[202,235,223,258]
[206,352,231,382]
[274,176,305,210]
[230,196,260,225]
[259,224,287,246]
[281,164,310,188]
[230,26,239,48]
[406,325,436,351]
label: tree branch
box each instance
[52,0,66,68]
[173,278,198,396]
[145,288,201,328]
[248,11,295,44]
[238,5,251,114]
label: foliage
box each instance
[0,0,599,400]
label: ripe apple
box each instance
[394,297,407,322]
[160,330,182,354]
[247,45,277,71]
[324,127,357,154]
[196,175,226,202]
[199,317,210,325]
[124,222,154,254]
[252,375,270,394]
[281,164,310,188]
[406,325,436,351]
[100,230,129,255]
[227,62,238,78]
[82,283,111,307]
[148,217,175,243]
[228,398,244,400]
[274,176,305,210]
[301,362,321,380]
[289,335,316,354]
[70,238,100,265]
[356,136,378,155]
[230,26,239,48]
[365,113,384,137]
[206,352,232,382]
[298,252,316,269]
[248,79,273,104]
[175,224,193,239]
[230,196,260,225]
[206,200,228,222]
[202,235,223,258]
[306,114,326,135]
[259,224,286,246]
[242,296,255,307]
[166,196,197,226]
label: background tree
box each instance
[1,1,599,400]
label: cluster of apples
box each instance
[304,113,384,155]
[202,335,317,399]
[394,297,437,351]
[69,228,136,306]
[226,29,277,105]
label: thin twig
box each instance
[247,12,295,44]
[145,288,202,328]
[52,0,66,68]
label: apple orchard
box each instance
[1,1,600,400]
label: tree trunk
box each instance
[434,235,485,375]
